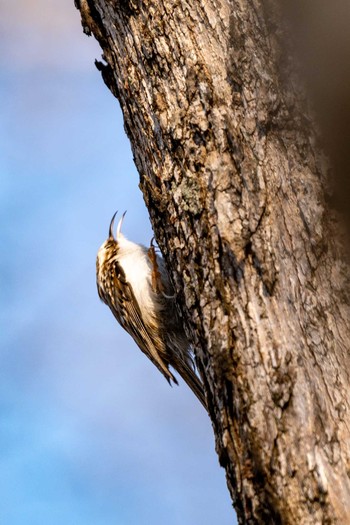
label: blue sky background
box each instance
[0,1,235,523]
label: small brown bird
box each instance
[96,212,206,409]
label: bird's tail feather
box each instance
[173,358,207,410]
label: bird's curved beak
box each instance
[108,211,118,239]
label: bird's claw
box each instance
[148,244,164,294]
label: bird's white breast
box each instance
[117,236,156,318]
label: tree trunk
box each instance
[75,0,350,522]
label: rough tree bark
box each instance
[75,0,350,522]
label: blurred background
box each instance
[0,1,234,523]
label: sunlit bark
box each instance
[76,0,350,522]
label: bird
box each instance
[96,211,207,410]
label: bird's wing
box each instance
[107,260,177,384]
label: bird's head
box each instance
[96,211,127,268]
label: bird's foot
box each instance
[148,240,164,294]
